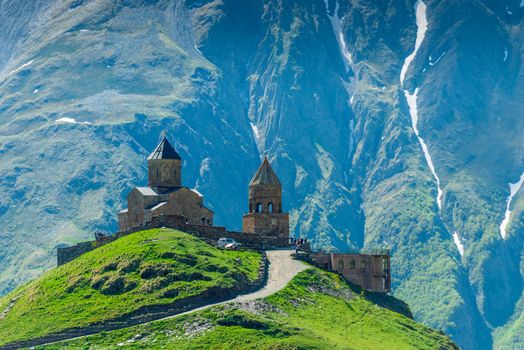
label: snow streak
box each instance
[429,51,446,66]
[323,0,355,156]
[8,60,34,76]
[400,1,427,85]
[404,89,443,209]
[400,1,444,211]
[453,232,464,256]
[250,122,260,141]
[55,118,91,125]
[323,0,353,71]
[499,172,524,239]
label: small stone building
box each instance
[118,136,213,232]
[310,252,391,293]
[242,158,289,238]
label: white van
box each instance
[217,238,240,250]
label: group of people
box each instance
[290,237,308,246]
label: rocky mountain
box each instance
[0,0,523,349]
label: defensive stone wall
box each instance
[57,215,289,266]
[57,242,95,266]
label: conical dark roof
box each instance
[147,136,181,160]
[249,158,281,186]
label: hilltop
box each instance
[0,228,457,349]
[0,229,262,348]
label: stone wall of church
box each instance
[248,184,282,213]
[148,159,181,188]
[308,253,391,293]
[119,187,214,233]
[163,188,213,226]
[242,212,289,238]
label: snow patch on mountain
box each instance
[453,232,464,256]
[55,118,91,125]
[400,0,427,85]
[250,122,260,141]
[8,60,33,76]
[400,1,443,210]
[404,90,443,209]
[429,51,446,66]
[499,172,524,239]
[323,0,353,71]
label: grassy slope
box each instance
[41,269,458,350]
[0,228,261,346]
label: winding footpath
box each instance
[159,249,308,321]
[37,250,308,348]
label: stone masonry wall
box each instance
[57,214,289,266]
[57,242,95,266]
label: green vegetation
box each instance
[494,296,524,350]
[0,228,261,346]
[40,269,457,350]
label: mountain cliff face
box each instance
[0,0,523,349]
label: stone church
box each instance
[118,136,214,232]
[242,158,289,238]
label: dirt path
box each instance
[162,249,308,319]
[36,250,307,348]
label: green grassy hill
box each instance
[0,228,457,349]
[0,228,262,346]
[40,268,458,350]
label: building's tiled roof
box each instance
[249,158,281,186]
[136,187,158,196]
[147,136,181,160]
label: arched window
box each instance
[349,259,356,269]
[268,202,274,213]
[201,217,206,225]
[256,203,263,213]
[338,259,344,270]
[249,203,253,213]
[361,259,367,269]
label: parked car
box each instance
[217,237,240,249]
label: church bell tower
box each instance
[147,136,182,189]
[242,158,289,238]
